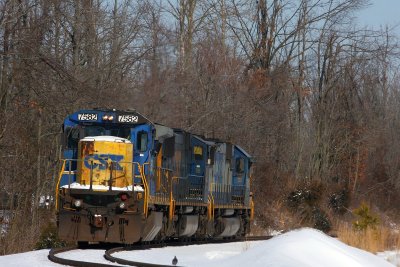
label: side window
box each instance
[64,127,80,149]
[235,158,244,174]
[208,146,215,165]
[137,131,148,152]
[193,146,203,160]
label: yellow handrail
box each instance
[250,199,255,221]
[207,194,214,221]
[55,160,66,211]
[136,163,149,218]
[168,173,176,221]
[55,160,150,216]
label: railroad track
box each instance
[48,236,273,267]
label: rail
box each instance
[48,246,121,267]
[48,236,274,267]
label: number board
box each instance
[78,113,98,121]
[118,115,139,123]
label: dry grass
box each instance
[250,200,301,236]
[336,221,400,253]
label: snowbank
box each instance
[206,228,395,267]
[115,228,394,267]
[0,250,56,267]
[0,228,394,266]
[378,251,400,266]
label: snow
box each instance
[81,136,131,143]
[114,241,263,266]
[0,250,57,267]
[61,182,144,192]
[378,251,400,266]
[114,228,395,267]
[0,228,395,267]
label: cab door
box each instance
[60,126,83,186]
[232,147,249,203]
[130,124,152,183]
[232,150,247,186]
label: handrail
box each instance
[153,166,173,193]
[135,163,149,218]
[250,199,255,220]
[55,159,150,217]
[211,195,214,219]
[55,160,66,211]
[168,173,177,221]
[188,174,205,179]
[207,194,214,221]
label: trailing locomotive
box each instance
[56,109,254,244]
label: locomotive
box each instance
[56,109,254,244]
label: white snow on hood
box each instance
[61,182,144,192]
[80,136,131,143]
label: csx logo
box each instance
[84,154,124,170]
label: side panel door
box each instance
[190,137,206,178]
[189,137,207,199]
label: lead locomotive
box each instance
[56,109,254,244]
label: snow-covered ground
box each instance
[0,228,396,267]
[378,251,400,266]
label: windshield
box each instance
[64,126,131,149]
[84,126,130,139]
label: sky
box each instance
[356,0,400,34]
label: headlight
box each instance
[102,115,114,121]
[73,199,82,208]
[119,202,126,209]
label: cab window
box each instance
[193,146,203,160]
[64,127,80,149]
[235,158,244,173]
[137,131,148,152]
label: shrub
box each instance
[286,181,331,233]
[352,203,379,231]
[312,208,331,232]
[328,189,350,214]
[35,223,66,250]
[287,182,323,209]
